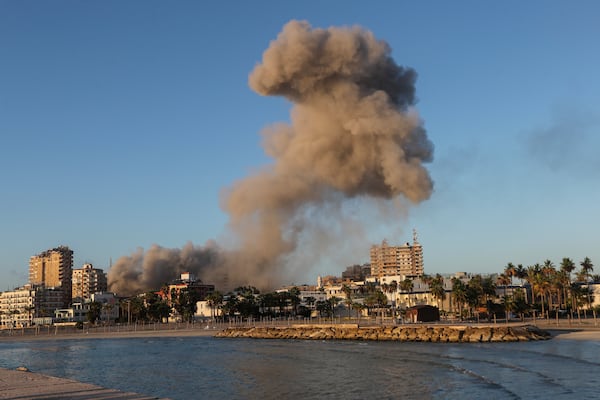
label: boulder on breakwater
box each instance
[214,324,551,342]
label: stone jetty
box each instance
[215,324,551,342]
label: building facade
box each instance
[0,286,36,328]
[72,263,108,301]
[29,246,73,307]
[0,285,64,328]
[370,232,424,278]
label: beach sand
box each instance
[0,326,221,342]
[549,329,600,341]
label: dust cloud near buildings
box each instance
[108,20,434,296]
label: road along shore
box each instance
[215,323,551,342]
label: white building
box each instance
[91,292,120,322]
[195,300,222,320]
[0,286,36,328]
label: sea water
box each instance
[0,336,598,399]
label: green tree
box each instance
[400,278,414,308]
[451,278,467,319]
[87,301,102,324]
[288,287,301,316]
[172,288,199,323]
[580,257,594,282]
[328,296,341,318]
[504,262,517,285]
[315,300,331,317]
[206,291,224,320]
[341,284,353,319]
[145,292,170,322]
[497,273,511,322]
[429,274,446,311]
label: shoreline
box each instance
[1,322,599,343]
[0,326,220,342]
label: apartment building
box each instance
[0,286,36,328]
[72,263,108,300]
[159,273,215,304]
[29,246,73,307]
[0,285,63,328]
[370,232,424,278]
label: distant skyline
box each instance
[2,1,599,290]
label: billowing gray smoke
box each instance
[108,20,434,296]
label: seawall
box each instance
[215,324,551,342]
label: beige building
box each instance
[0,286,36,328]
[72,263,107,300]
[29,246,73,307]
[370,232,424,278]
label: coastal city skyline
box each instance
[2,2,600,291]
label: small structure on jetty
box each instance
[406,305,439,323]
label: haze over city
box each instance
[2,1,599,292]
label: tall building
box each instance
[72,263,108,301]
[370,230,424,278]
[29,246,73,307]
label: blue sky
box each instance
[1,1,599,290]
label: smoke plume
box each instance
[108,20,434,296]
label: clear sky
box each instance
[2,0,599,290]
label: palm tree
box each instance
[352,302,365,325]
[389,280,398,319]
[515,264,527,286]
[451,278,467,320]
[24,305,36,327]
[504,262,517,285]
[527,263,547,317]
[341,284,353,319]
[328,296,341,320]
[429,274,446,312]
[542,260,557,315]
[579,257,595,320]
[560,258,575,314]
[288,287,301,317]
[206,291,224,321]
[497,273,511,322]
[380,282,397,320]
[400,278,414,308]
[580,257,594,282]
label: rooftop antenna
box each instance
[413,228,418,244]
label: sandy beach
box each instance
[547,329,600,341]
[0,326,221,342]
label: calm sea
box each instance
[0,336,598,399]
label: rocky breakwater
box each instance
[215,324,551,342]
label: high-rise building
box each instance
[72,263,108,301]
[370,230,424,278]
[29,246,73,307]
